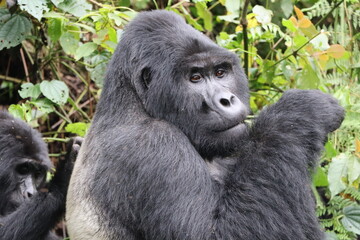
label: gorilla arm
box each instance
[213,90,344,240]
[248,89,344,169]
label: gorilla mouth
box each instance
[213,120,246,133]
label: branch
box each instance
[265,31,321,71]
[315,0,344,27]
[240,0,251,78]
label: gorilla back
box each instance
[67,10,342,240]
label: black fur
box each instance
[0,111,81,240]
[67,10,344,240]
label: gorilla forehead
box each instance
[0,111,51,168]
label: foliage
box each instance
[0,0,359,239]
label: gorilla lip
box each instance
[213,120,246,133]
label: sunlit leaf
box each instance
[18,83,41,99]
[313,167,329,187]
[253,5,272,25]
[65,122,90,137]
[328,154,348,198]
[18,0,49,21]
[75,42,98,61]
[40,80,69,105]
[51,0,92,18]
[47,18,63,42]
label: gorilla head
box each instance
[0,112,51,216]
[100,11,249,158]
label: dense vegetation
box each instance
[0,0,359,239]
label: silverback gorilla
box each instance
[0,111,82,240]
[67,10,344,240]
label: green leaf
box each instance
[0,10,32,51]
[75,42,98,61]
[8,103,32,122]
[59,32,79,55]
[18,83,41,99]
[30,98,55,114]
[324,141,338,159]
[341,205,360,235]
[347,155,360,184]
[282,19,296,32]
[51,0,92,18]
[8,104,26,120]
[328,153,348,198]
[47,18,63,42]
[195,2,213,31]
[295,64,319,89]
[65,122,90,137]
[312,167,329,187]
[85,52,110,87]
[18,0,49,21]
[40,80,69,105]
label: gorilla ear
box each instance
[141,67,152,89]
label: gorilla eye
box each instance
[215,69,225,78]
[190,74,202,83]
[16,163,31,175]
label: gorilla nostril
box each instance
[220,98,231,107]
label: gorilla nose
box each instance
[214,92,245,118]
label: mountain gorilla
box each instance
[67,10,344,240]
[0,111,82,240]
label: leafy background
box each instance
[0,0,359,239]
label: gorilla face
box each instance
[141,48,249,158]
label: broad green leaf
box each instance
[253,5,272,25]
[51,0,92,18]
[8,103,32,122]
[85,52,110,87]
[195,2,213,31]
[328,153,348,198]
[75,42,98,61]
[347,155,360,184]
[18,83,41,99]
[8,104,25,120]
[47,18,63,42]
[282,19,296,32]
[0,10,32,51]
[59,32,79,55]
[293,35,307,48]
[324,141,338,159]
[40,80,69,105]
[108,12,123,26]
[30,99,55,114]
[324,232,338,240]
[312,167,329,187]
[18,0,49,21]
[341,205,360,235]
[65,122,90,137]
[295,64,319,89]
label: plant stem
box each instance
[240,0,251,78]
[315,0,344,27]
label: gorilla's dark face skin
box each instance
[141,49,249,158]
